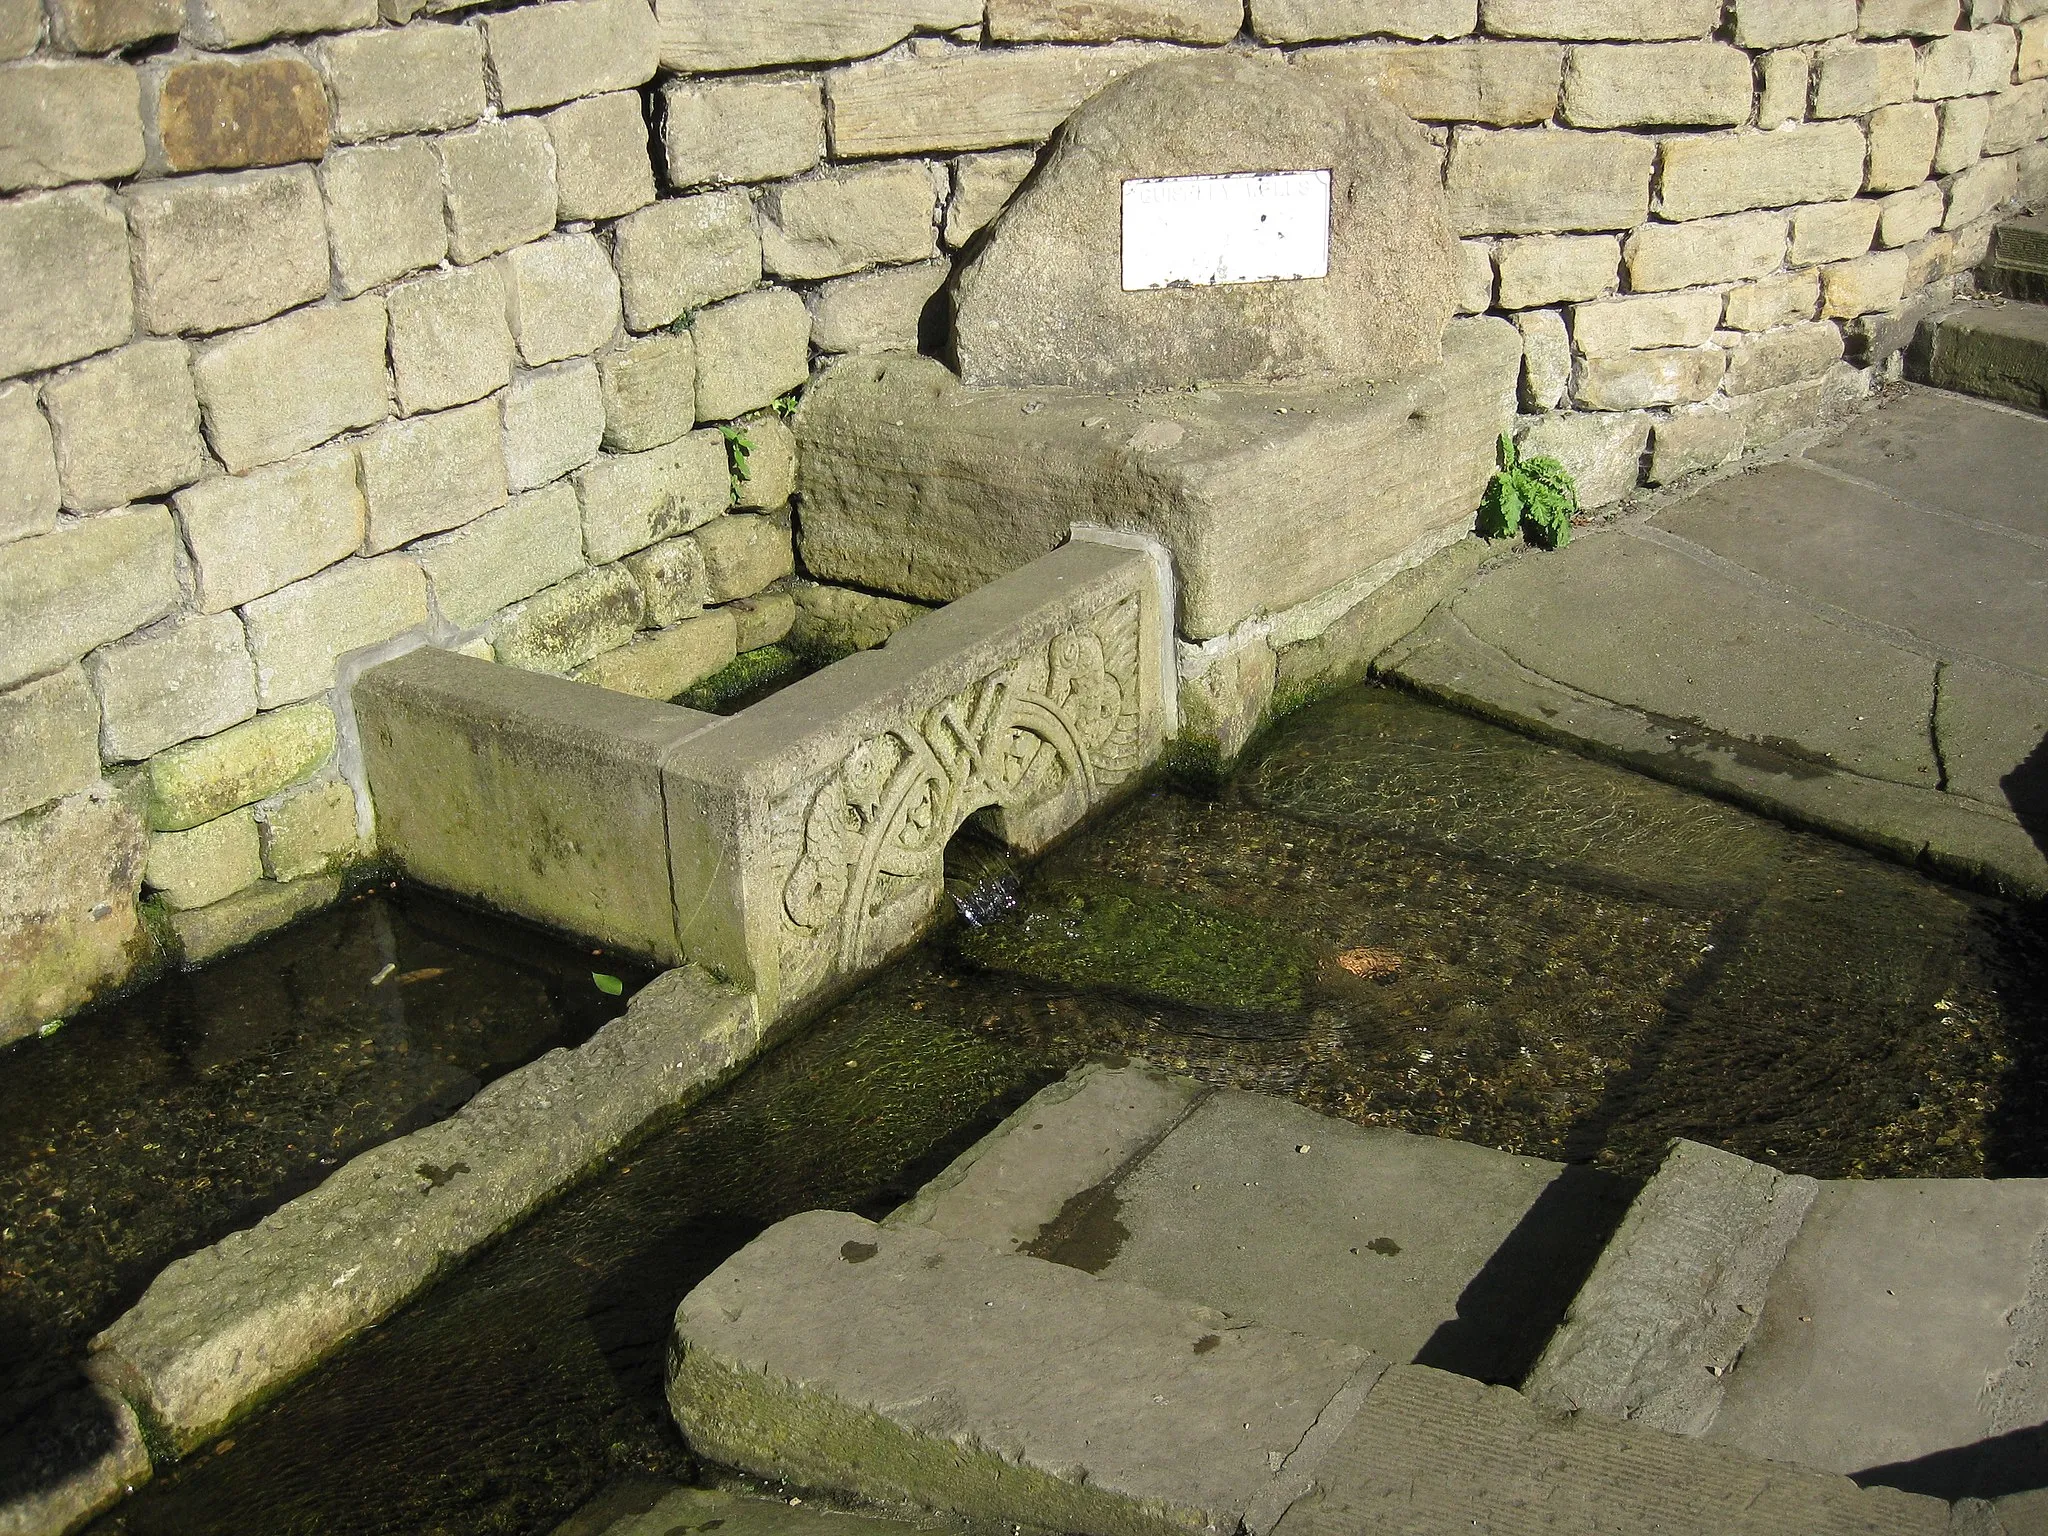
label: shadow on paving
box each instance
[1855,1422,2048,1503]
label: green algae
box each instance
[674,644,813,715]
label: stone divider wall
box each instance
[3,0,2048,1046]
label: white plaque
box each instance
[1121,170,1332,292]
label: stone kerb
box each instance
[663,537,1173,1023]
[950,53,1460,394]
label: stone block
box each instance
[184,0,378,48]
[1724,319,1846,393]
[503,358,604,490]
[0,0,31,57]
[257,778,360,881]
[175,445,365,613]
[1811,39,1918,117]
[1947,152,2021,226]
[0,666,99,822]
[0,507,179,691]
[987,0,1241,41]
[545,91,653,222]
[728,588,795,650]
[1859,0,1961,33]
[1731,0,1858,47]
[481,0,657,113]
[1758,47,1810,126]
[145,700,334,830]
[822,40,1160,158]
[1493,233,1618,308]
[1572,289,1723,355]
[1986,80,2048,155]
[693,288,811,421]
[129,167,328,337]
[655,0,981,72]
[45,0,177,51]
[1514,307,1571,410]
[1866,101,1939,191]
[165,869,339,963]
[145,808,262,910]
[2021,139,2048,203]
[438,117,557,265]
[1821,247,1911,314]
[1294,41,1561,126]
[1971,27,2022,95]
[576,428,728,563]
[600,330,697,451]
[1936,95,1991,174]
[1657,122,1868,219]
[0,60,144,191]
[241,558,429,708]
[1481,0,1720,36]
[797,323,1520,639]
[502,232,624,367]
[1624,212,1786,293]
[945,148,1038,246]
[359,400,508,555]
[0,187,135,381]
[414,480,585,629]
[1790,197,1881,262]
[623,534,709,625]
[760,161,940,281]
[1456,239,1495,312]
[315,21,486,142]
[320,139,447,296]
[1878,183,1946,246]
[492,563,644,672]
[147,57,329,175]
[1722,267,1823,329]
[0,784,149,1047]
[87,611,256,763]
[663,76,823,189]
[574,608,738,699]
[0,381,57,542]
[387,263,512,416]
[958,54,1458,393]
[2025,16,2048,79]
[809,259,947,354]
[1249,0,1478,41]
[612,190,762,332]
[692,512,793,601]
[1515,409,1649,507]
[41,339,205,513]
[787,580,926,659]
[1901,226,1955,285]
[1447,126,1654,233]
[1918,30,1993,99]
[1574,346,1727,408]
[1560,42,1753,128]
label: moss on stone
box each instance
[674,642,813,714]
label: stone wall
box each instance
[3,0,2047,1041]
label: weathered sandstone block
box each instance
[167,872,340,964]
[192,298,390,472]
[1561,42,1753,127]
[1790,198,1881,262]
[185,0,376,48]
[481,0,657,113]
[809,260,949,354]
[1515,307,1572,409]
[729,589,796,650]
[148,57,329,174]
[42,339,205,512]
[731,413,797,510]
[575,609,738,699]
[1447,126,1655,233]
[359,399,508,554]
[576,429,729,564]
[503,359,604,491]
[1986,81,2048,156]
[612,191,761,332]
[1935,96,1991,174]
[0,507,180,691]
[0,382,58,541]
[1655,122,1867,219]
[0,60,144,190]
[87,611,256,763]
[242,558,429,707]
[1859,0,1960,35]
[1821,248,1911,315]
[692,288,811,421]
[1481,0,1721,38]
[493,564,645,673]
[988,0,1240,40]
[1731,0,1857,48]
[145,808,263,911]
[437,117,556,264]
[315,21,486,142]
[502,232,623,367]
[388,263,513,416]
[693,512,793,601]
[1758,47,1810,126]
[175,446,365,613]
[1457,239,1496,311]
[129,167,328,336]
[0,0,32,58]
[1573,346,1727,409]
[1865,102,1939,191]
[656,0,981,73]
[625,536,710,626]
[1945,153,2020,227]
[414,482,585,629]
[257,778,361,881]
[1516,409,1650,506]
[1294,41,1561,126]
[321,140,448,296]
[1723,320,1845,394]
[0,666,99,821]
[600,331,698,451]
[45,0,177,52]
[1250,0,1477,42]
[761,161,941,281]
[1573,290,1723,355]
[1625,212,1787,292]
[664,76,824,188]
[145,700,335,831]
[545,91,654,222]
[1493,233,1619,309]
[0,187,135,379]
[945,150,1039,245]
[957,54,1458,392]
[1723,268,1823,330]
[1811,39,1917,117]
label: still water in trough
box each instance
[6,683,2041,1535]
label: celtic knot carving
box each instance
[771,597,1144,994]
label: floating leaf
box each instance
[37,1018,63,1038]
[592,972,624,996]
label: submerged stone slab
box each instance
[952,53,1457,393]
[90,968,758,1456]
[1525,1139,1818,1434]
[663,537,1172,1021]
[796,318,1520,640]
[0,1383,151,1536]
[668,1209,1386,1536]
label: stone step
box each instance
[1983,215,2048,304]
[664,1208,1950,1536]
[1910,298,2048,414]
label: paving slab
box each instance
[1937,661,2048,824]
[1709,1178,2048,1497]
[1804,388,2048,542]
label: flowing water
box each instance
[4,682,2038,1535]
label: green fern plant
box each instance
[719,423,754,505]
[1478,432,1579,550]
